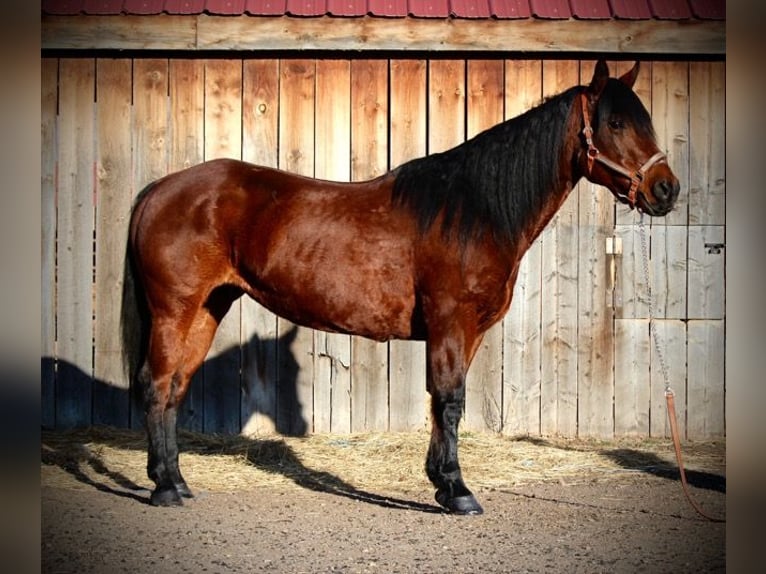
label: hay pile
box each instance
[41,427,725,498]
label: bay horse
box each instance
[121,60,679,514]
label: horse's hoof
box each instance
[175,482,194,499]
[435,490,484,515]
[150,487,183,507]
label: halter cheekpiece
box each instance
[579,93,666,210]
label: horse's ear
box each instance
[618,61,640,89]
[587,60,609,103]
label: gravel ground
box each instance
[42,463,725,573]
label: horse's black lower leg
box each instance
[162,404,193,498]
[143,365,184,506]
[427,385,483,515]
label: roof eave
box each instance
[41,14,726,56]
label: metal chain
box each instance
[637,214,672,396]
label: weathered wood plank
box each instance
[540,60,579,437]
[241,59,280,437]
[576,60,616,439]
[687,226,725,320]
[314,59,353,434]
[651,62,689,227]
[427,60,465,154]
[278,59,316,435]
[613,224,649,320]
[648,319,687,438]
[689,62,725,226]
[168,58,205,432]
[502,59,543,436]
[43,15,726,55]
[650,225,687,319]
[93,58,133,428]
[687,319,725,439]
[389,59,428,432]
[350,59,389,432]
[202,59,243,435]
[130,58,169,429]
[56,59,95,428]
[41,58,58,429]
[464,59,505,433]
[614,319,650,435]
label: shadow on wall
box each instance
[41,326,308,437]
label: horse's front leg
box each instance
[425,332,484,515]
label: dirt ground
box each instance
[41,430,725,573]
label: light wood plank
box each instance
[614,319,651,435]
[93,58,133,428]
[649,319,687,438]
[576,61,616,439]
[314,59,352,434]
[389,59,428,432]
[241,59,280,436]
[502,59,543,436]
[687,319,725,438]
[56,59,95,428]
[43,15,726,55]
[168,58,205,432]
[689,62,725,226]
[130,58,169,428]
[464,59,505,432]
[687,226,725,320]
[540,60,579,437]
[651,62,689,227]
[41,58,58,429]
[650,225,687,319]
[613,224,649,320]
[278,59,316,435]
[350,59,389,432]
[202,59,243,435]
[427,60,465,154]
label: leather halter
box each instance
[579,93,666,209]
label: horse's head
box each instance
[579,60,680,216]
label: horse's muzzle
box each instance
[640,177,680,216]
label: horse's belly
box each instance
[241,238,418,342]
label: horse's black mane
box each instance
[391,78,653,243]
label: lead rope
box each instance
[637,215,724,522]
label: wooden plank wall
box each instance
[41,57,726,439]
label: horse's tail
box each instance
[120,188,152,402]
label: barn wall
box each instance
[40,57,726,439]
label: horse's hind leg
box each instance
[144,290,239,506]
[425,328,484,515]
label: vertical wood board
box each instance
[41,58,58,429]
[389,59,428,432]
[56,58,96,428]
[241,59,280,436]
[350,59,389,431]
[464,59,505,432]
[93,58,133,427]
[502,59,543,436]
[169,58,206,432]
[539,60,580,436]
[314,59,352,433]
[203,59,243,434]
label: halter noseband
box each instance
[579,93,666,210]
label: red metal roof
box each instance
[41,0,726,19]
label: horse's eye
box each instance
[608,118,625,130]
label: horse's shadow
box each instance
[41,430,441,513]
[41,325,440,513]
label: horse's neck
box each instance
[522,133,583,248]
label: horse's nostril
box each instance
[654,179,673,202]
